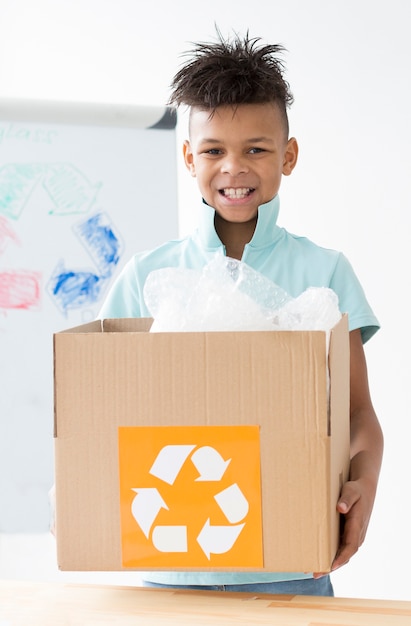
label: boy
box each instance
[98,31,383,596]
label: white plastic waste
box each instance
[143,253,341,333]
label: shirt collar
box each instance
[197,195,282,250]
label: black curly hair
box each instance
[168,28,294,135]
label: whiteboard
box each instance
[0,99,178,531]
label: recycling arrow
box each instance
[214,483,249,523]
[192,446,231,481]
[152,525,188,553]
[197,519,245,559]
[131,488,168,538]
[149,444,195,485]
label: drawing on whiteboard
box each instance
[0,269,41,310]
[0,157,126,315]
[0,164,45,220]
[46,211,123,315]
[0,122,58,146]
[0,160,123,315]
[0,217,41,311]
[47,262,103,315]
[74,212,124,278]
[0,163,102,219]
[44,164,102,215]
[0,216,20,254]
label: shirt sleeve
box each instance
[330,253,380,343]
[98,257,142,319]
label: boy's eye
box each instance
[205,148,222,155]
[249,147,264,154]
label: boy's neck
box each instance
[214,214,257,260]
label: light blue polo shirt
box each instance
[98,194,379,585]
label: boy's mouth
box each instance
[220,187,254,199]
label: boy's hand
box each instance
[313,476,372,579]
[312,330,383,580]
[332,478,369,571]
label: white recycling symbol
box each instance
[130,444,249,559]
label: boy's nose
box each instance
[220,155,249,176]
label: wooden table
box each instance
[1,580,411,625]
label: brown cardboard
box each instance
[53,315,350,572]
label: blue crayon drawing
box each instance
[47,212,123,314]
[47,262,106,315]
[74,212,123,278]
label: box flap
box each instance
[328,314,350,562]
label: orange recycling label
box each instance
[118,425,263,568]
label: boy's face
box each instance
[183,103,298,224]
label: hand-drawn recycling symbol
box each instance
[130,444,249,559]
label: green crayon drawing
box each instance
[0,163,102,219]
[0,164,45,219]
[44,164,102,216]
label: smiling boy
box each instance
[98,31,383,596]
[183,103,297,259]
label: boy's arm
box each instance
[327,328,383,574]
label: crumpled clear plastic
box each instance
[274,286,341,331]
[143,253,341,333]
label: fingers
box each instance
[337,480,361,514]
[313,481,369,577]
[331,482,370,572]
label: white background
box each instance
[0,0,410,602]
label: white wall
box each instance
[1,0,410,602]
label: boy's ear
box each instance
[183,140,196,177]
[282,137,298,176]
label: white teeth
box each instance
[223,187,251,199]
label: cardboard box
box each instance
[53,315,350,573]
